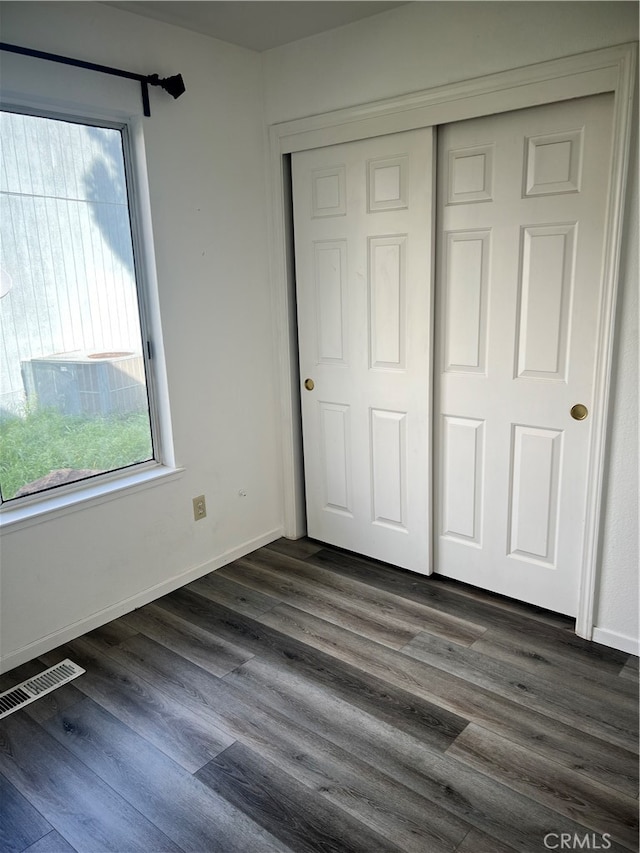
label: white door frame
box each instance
[266,42,637,640]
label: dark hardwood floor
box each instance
[1,538,638,853]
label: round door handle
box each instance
[304,378,315,391]
[570,403,588,421]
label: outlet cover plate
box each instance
[192,495,207,520]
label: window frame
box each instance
[0,103,180,524]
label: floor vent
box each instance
[0,659,85,719]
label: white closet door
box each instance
[434,94,614,615]
[292,128,434,573]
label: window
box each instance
[0,110,157,503]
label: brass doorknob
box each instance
[304,378,315,391]
[570,403,588,421]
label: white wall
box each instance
[263,2,638,123]
[0,2,283,670]
[594,99,639,654]
[263,1,639,652]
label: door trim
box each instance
[266,42,637,640]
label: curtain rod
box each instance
[0,42,185,117]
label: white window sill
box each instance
[0,464,185,533]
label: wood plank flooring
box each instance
[1,538,638,853]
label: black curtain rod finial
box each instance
[147,73,186,100]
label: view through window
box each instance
[0,110,154,502]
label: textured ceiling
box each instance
[104,2,409,52]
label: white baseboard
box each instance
[0,527,283,675]
[592,626,639,656]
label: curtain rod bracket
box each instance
[0,42,186,117]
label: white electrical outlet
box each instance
[192,495,207,520]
